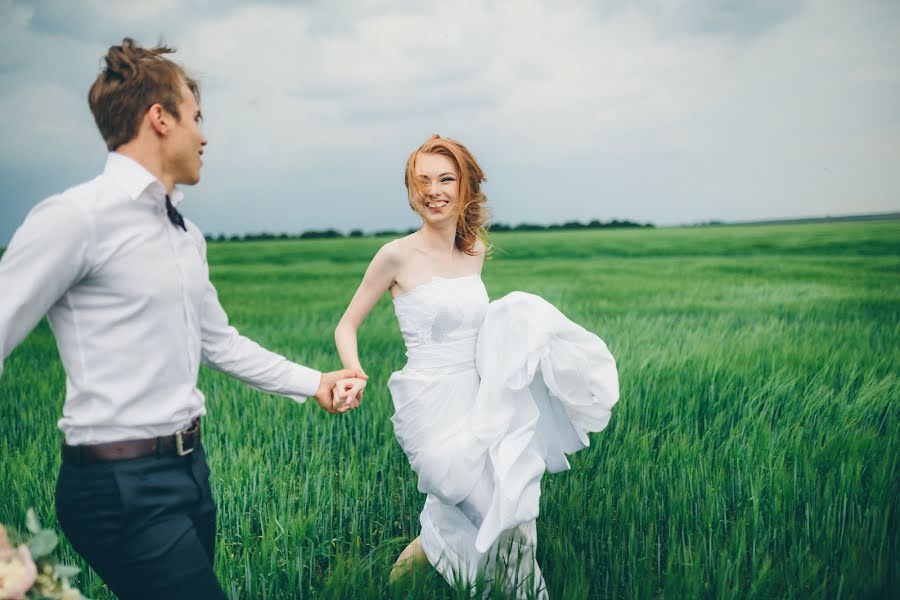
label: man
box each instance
[0,38,363,599]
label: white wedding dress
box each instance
[388,274,619,598]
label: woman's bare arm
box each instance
[335,240,402,372]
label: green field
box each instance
[1,221,898,599]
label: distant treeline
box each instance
[688,211,900,227]
[204,218,653,242]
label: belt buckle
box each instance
[175,427,196,456]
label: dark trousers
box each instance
[56,445,228,600]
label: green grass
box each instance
[1,221,898,599]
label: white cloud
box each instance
[0,0,30,31]
[86,0,183,22]
[0,0,898,243]
[178,1,738,167]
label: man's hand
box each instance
[313,369,367,414]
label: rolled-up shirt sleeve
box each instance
[0,197,93,379]
[197,238,321,403]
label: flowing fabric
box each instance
[388,275,618,598]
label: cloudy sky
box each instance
[1,0,898,243]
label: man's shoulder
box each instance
[30,174,106,220]
[182,217,207,253]
[27,176,102,226]
[12,184,100,254]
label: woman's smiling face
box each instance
[413,152,459,226]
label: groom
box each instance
[0,38,363,599]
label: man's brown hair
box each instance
[88,38,199,151]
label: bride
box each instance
[333,135,619,597]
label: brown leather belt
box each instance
[62,418,201,464]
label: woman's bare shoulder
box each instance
[374,233,418,269]
[470,238,488,269]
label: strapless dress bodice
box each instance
[392,274,489,369]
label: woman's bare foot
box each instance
[389,536,429,583]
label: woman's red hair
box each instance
[404,134,490,256]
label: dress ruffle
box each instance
[388,288,619,596]
[475,292,619,551]
[406,291,619,553]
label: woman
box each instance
[333,135,619,597]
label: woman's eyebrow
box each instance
[416,172,456,179]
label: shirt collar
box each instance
[103,152,185,207]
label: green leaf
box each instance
[25,507,41,534]
[54,563,81,578]
[26,529,58,559]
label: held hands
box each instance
[332,377,367,413]
[313,369,367,414]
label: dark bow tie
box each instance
[165,195,187,232]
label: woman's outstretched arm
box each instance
[334,241,402,404]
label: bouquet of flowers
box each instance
[0,509,87,600]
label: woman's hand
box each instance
[332,377,367,413]
[314,368,367,414]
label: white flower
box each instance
[0,544,38,600]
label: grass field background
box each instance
[1,221,898,598]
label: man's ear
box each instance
[147,103,169,136]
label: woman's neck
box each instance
[417,221,457,255]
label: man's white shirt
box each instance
[0,152,321,444]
